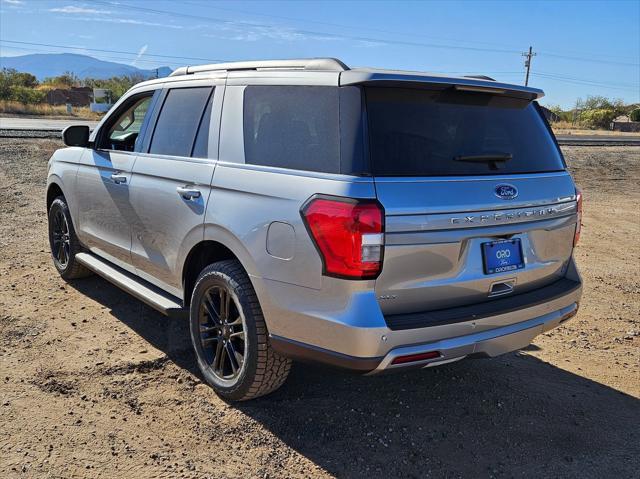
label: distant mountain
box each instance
[0,53,172,80]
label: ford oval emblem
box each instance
[495,184,518,200]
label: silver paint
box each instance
[47,60,583,369]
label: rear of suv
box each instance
[47,58,582,401]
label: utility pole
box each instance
[522,46,536,86]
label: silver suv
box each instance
[47,58,583,401]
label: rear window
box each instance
[365,87,565,176]
[243,86,340,173]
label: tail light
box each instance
[301,196,384,279]
[574,188,583,246]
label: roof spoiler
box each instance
[340,71,544,100]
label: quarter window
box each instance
[243,86,340,173]
[149,87,213,157]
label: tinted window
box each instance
[192,90,214,158]
[149,87,212,157]
[243,86,340,173]
[365,87,565,176]
[102,94,153,152]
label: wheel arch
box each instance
[181,230,261,308]
[46,179,65,213]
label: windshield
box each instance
[365,87,565,176]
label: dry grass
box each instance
[551,120,580,130]
[0,101,104,120]
[551,120,639,136]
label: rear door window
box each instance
[365,87,565,176]
[243,86,340,173]
[149,87,212,157]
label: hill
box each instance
[0,53,172,80]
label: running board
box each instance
[75,252,186,317]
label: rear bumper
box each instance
[266,268,582,373]
[368,300,578,374]
[270,299,579,374]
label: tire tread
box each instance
[191,260,291,401]
[49,196,92,280]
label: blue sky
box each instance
[1,0,638,108]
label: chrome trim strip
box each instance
[386,201,577,232]
[373,171,570,183]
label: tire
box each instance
[189,260,291,401]
[48,196,92,280]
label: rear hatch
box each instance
[364,86,578,317]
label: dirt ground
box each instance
[553,128,640,137]
[0,139,638,479]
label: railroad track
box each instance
[1,128,639,146]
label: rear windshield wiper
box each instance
[454,153,513,170]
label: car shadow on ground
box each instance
[69,276,640,478]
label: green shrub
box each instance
[629,109,640,122]
[580,109,618,129]
[10,86,46,104]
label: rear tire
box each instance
[48,196,92,280]
[189,260,291,401]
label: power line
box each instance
[0,40,225,63]
[534,70,640,89]
[87,0,522,55]
[534,71,639,88]
[0,43,185,67]
[183,0,639,64]
[532,73,640,92]
[89,0,640,67]
[2,42,637,95]
[182,0,529,52]
[541,51,640,67]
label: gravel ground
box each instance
[0,139,638,478]
[0,129,62,139]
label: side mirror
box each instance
[62,125,90,147]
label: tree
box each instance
[83,74,145,102]
[0,70,12,100]
[629,108,640,122]
[546,104,564,116]
[575,95,627,129]
[42,71,80,88]
[0,68,39,99]
[0,68,38,88]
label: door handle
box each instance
[111,174,127,184]
[177,186,201,200]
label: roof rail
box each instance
[169,58,349,77]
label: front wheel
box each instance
[48,196,91,280]
[189,260,291,401]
